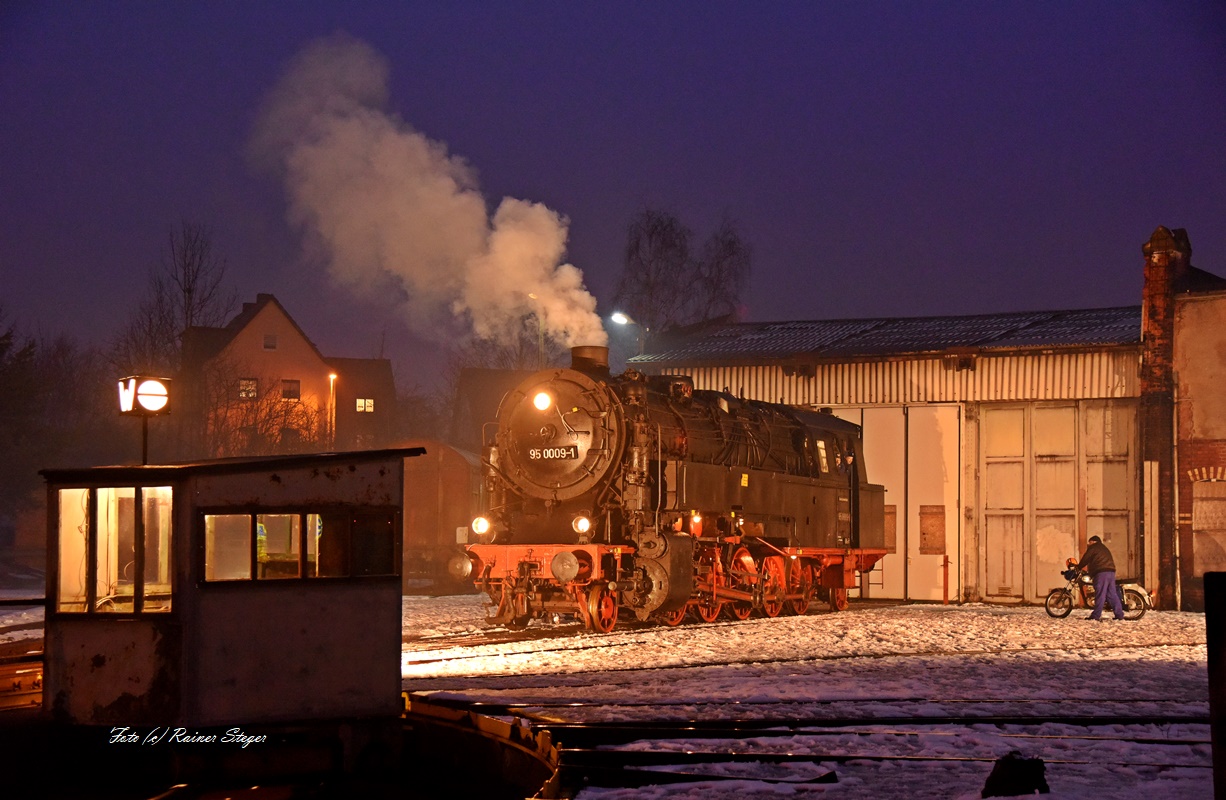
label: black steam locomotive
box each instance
[450,346,886,632]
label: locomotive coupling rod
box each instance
[749,537,789,557]
[712,586,755,603]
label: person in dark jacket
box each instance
[1076,535,1125,621]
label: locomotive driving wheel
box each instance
[829,587,849,612]
[659,605,688,627]
[726,544,756,620]
[587,584,618,633]
[760,556,786,618]
[787,561,813,615]
[695,547,725,622]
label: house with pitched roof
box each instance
[180,294,395,458]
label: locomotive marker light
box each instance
[533,391,552,411]
[118,375,172,465]
[571,515,592,535]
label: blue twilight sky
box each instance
[2,2,1224,387]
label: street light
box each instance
[611,312,648,356]
[328,373,337,450]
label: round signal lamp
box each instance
[533,392,552,411]
[471,516,492,536]
[572,516,592,534]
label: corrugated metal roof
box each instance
[630,306,1141,366]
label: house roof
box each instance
[629,306,1143,367]
[326,356,397,395]
[182,293,325,367]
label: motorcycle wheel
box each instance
[1122,588,1146,621]
[1045,589,1073,618]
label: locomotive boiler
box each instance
[450,346,887,632]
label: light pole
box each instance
[611,312,648,356]
[328,373,337,450]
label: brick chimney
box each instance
[1140,226,1192,609]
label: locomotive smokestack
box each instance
[570,345,610,377]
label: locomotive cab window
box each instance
[203,508,397,581]
[816,440,830,473]
[55,485,174,614]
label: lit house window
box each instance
[281,379,300,400]
[356,398,375,412]
[237,378,257,400]
[263,334,278,350]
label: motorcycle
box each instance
[1044,558,1151,620]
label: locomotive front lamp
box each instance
[471,516,492,538]
[533,391,553,411]
[572,515,592,535]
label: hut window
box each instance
[202,509,396,581]
[55,485,173,614]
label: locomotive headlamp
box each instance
[471,516,493,538]
[572,515,592,535]
[533,391,552,411]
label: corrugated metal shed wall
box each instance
[652,350,1139,405]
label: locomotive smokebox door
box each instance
[497,367,625,502]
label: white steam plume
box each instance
[250,33,607,348]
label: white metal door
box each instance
[857,407,906,600]
[907,405,961,602]
[982,406,1027,599]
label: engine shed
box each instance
[627,226,1226,611]
[40,447,422,732]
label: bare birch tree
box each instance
[612,210,752,341]
[111,222,238,374]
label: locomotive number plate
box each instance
[529,445,579,460]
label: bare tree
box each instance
[195,358,322,458]
[612,210,752,340]
[111,222,238,374]
[612,209,693,335]
[693,218,751,323]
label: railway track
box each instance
[404,691,1211,797]
[401,615,1210,797]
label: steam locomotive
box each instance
[449,346,887,632]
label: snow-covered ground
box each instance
[2,591,1212,798]
[400,595,1212,799]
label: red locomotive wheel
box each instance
[761,556,786,618]
[727,545,756,620]
[696,595,723,623]
[695,546,725,622]
[788,562,813,616]
[588,585,618,633]
[829,587,849,612]
[659,605,688,627]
